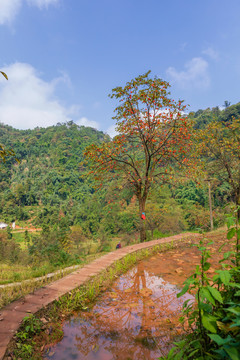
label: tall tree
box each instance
[85,72,193,242]
[196,117,240,219]
[223,100,231,108]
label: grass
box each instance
[152,229,171,239]
[0,239,107,285]
[11,231,33,250]
[0,262,57,284]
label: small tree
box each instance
[24,230,30,246]
[6,225,12,239]
[85,72,192,242]
[70,225,86,250]
[196,117,240,219]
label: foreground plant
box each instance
[14,315,44,359]
[160,210,240,359]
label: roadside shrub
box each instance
[29,231,72,267]
[159,213,187,234]
[0,231,21,263]
[184,204,211,231]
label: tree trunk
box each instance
[139,197,146,242]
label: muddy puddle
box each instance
[44,255,194,360]
[44,234,231,359]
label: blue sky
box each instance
[0,0,240,136]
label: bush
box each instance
[184,204,211,231]
[29,230,72,267]
[0,231,21,263]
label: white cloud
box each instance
[0,62,99,130]
[166,57,210,90]
[202,47,219,61]
[106,124,118,138]
[76,117,100,130]
[27,0,59,9]
[0,0,22,25]
[0,0,59,25]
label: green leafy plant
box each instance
[15,315,43,358]
[160,210,240,359]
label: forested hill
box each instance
[189,101,240,129]
[0,101,239,235]
[0,122,109,226]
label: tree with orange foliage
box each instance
[85,71,193,242]
[196,117,240,219]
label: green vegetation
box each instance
[1,104,238,242]
[0,120,226,294]
[160,210,240,359]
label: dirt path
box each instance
[12,229,41,233]
[0,233,200,360]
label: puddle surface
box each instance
[44,258,194,360]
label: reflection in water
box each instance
[44,262,193,360]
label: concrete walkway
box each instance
[0,233,199,359]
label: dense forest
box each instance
[0,101,239,267]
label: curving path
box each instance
[0,233,200,359]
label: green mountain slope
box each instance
[0,122,109,227]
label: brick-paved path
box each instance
[0,233,199,359]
